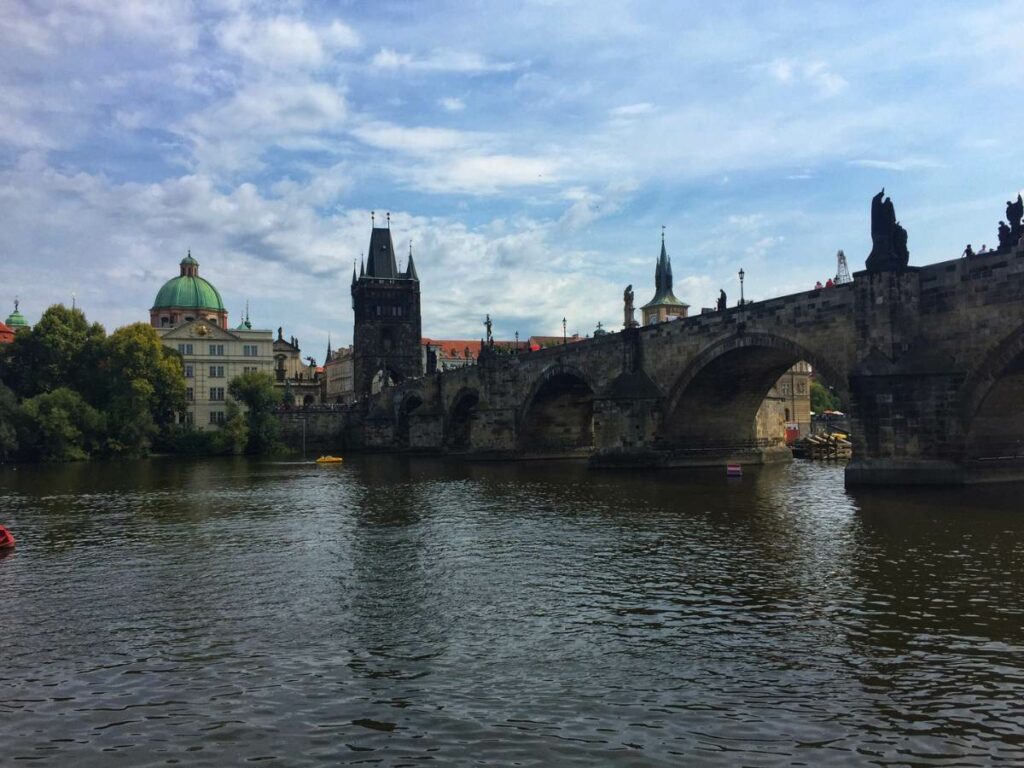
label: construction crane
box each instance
[834,249,852,284]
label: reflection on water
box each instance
[2,457,1023,765]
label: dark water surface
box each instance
[2,457,1024,766]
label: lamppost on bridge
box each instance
[515,330,519,351]
[738,268,745,306]
[562,317,567,344]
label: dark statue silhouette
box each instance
[865,188,910,272]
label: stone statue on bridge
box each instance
[484,314,493,347]
[1007,194,1023,244]
[623,285,638,328]
[865,188,910,272]
[998,221,1012,252]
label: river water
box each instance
[1,457,1023,766]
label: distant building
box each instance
[150,252,228,330]
[324,345,354,403]
[273,328,321,406]
[150,253,274,429]
[158,319,274,429]
[642,233,689,325]
[351,223,421,400]
[0,320,14,345]
[755,361,813,443]
[4,300,30,336]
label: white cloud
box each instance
[848,157,943,171]
[559,180,638,230]
[218,15,359,70]
[370,47,519,73]
[439,96,465,112]
[764,58,847,97]
[406,154,561,195]
[350,121,483,155]
[609,102,655,118]
[179,80,348,171]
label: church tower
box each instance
[642,230,689,325]
[351,216,421,400]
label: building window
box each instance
[243,344,258,356]
[184,412,194,425]
[209,344,224,356]
[243,366,259,374]
[186,387,194,402]
[797,382,807,394]
[161,316,170,327]
[781,384,791,396]
[209,411,225,425]
[209,387,225,401]
[209,365,225,378]
[184,365,194,378]
[178,343,194,355]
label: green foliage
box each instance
[213,399,250,455]
[18,388,104,462]
[228,371,282,454]
[3,305,106,401]
[102,324,187,456]
[0,384,18,462]
[810,380,841,413]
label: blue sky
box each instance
[3,1,1022,359]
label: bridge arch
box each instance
[394,389,424,448]
[445,387,481,451]
[518,364,596,452]
[662,332,847,447]
[959,319,1024,461]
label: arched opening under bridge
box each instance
[518,368,595,453]
[663,335,844,452]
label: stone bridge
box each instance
[362,244,1024,485]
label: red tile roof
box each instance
[422,337,529,360]
[0,321,14,345]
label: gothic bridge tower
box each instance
[351,218,421,400]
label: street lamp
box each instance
[738,268,745,306]
[562,317,567,344]
[515,330,519,351]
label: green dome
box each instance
[5,308,28,328]
[152,275,224,311]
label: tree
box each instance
[227,371,282,454]
[3,305,106,401]
[810,380,841,413]
[18,388,104,462]
[102,323,186,455]
[0,383,18,462]
[213,399,249,455]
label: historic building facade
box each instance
[351,223,421,400]
[324,345,354,403]
[151,253,274,429]
[150,253,228,330]
[273,328,322,406]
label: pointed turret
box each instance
[365,227,399,278]
[325,333,333,363]
[642,229,689,324]
[405,241,419,281]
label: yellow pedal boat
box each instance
[316,455,344,464]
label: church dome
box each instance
[152,253,225,312]
[5,302,28,328]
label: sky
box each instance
[3,0,1023,360]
